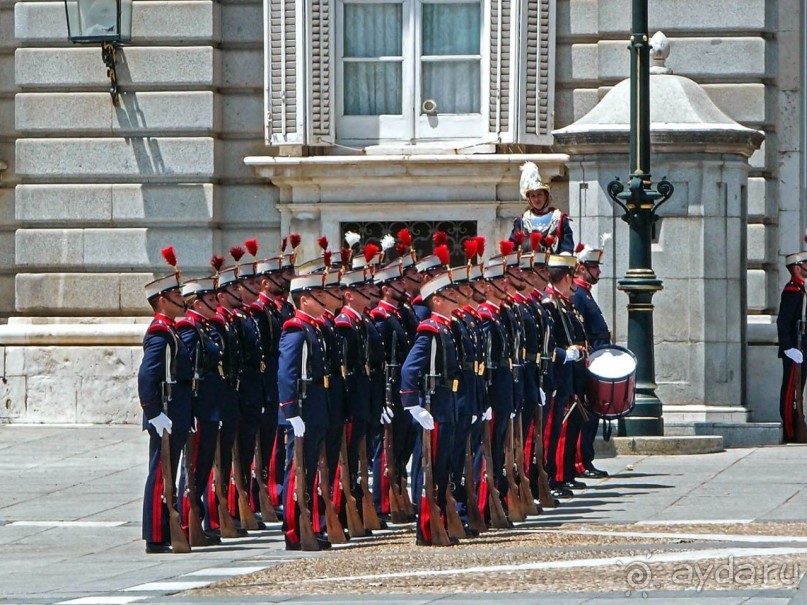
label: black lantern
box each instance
[64,0,132,104]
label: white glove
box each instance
[148,412,172,436]
[785,348,804,364]
[380,406,394,424]
[510,412,516,419]
[482,406,493,422]
[289,416,306,437]
[190,417,198,433]
[564,346,581,363]
[408,405,435,430]
[471,415,478,424]
[539,388,547,406]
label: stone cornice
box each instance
[245,153,570,189]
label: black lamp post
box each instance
[64,0,132,104]
[606,0,674,436]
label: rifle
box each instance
[159,346,190,553]
[231,434,259,530]
[212,435,239,538]
[184,430,208,547]
[359,436,382,530]
[317,443,347,544]
[293,339,320,550]
[339,427,366,537]
[421,338,452,546]
[514,412,538,516]
[795,318,807,443]
[254,434,279,522]
[533,402,558,509]
[384,331,408,523]
[504,416,525,522]
[463,433,487,534]
[481,417,509,528]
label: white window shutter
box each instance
[265,0,334,146]
[309,0,334,144]
[517,0,555,145]
[487,0,515,142]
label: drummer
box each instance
[572,238,611,479]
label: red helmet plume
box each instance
[434,244,450,267]
[289,233,301,249]
[210,255,225,273]
[395,243,407,257]
[244,238,259,257]
[323,250,333,267]
[229,246,245,262]
[530,231,543,250]
[499,240,515,256]
[575,242,585,254]
[161,246,178,270]
[340,247,352,268]
[512,231,526,249]
[363,243,380,264]
[432,231,448,247]
[317,236,329,251]
[397,227,412,247]
[280,237,288,253]
[543,234,556,249]
[474,236,486,258]
[463,239,478,262]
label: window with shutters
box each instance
[263,0,556,147]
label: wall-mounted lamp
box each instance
[64,0,132,104]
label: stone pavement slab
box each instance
[0,426,806,604]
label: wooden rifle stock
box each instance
[160,428,191,553]
[213,436,239,538]
[254,434,278,522]
[421,417,452,546]
[795,320,807,443]
[514,414,538,516]
[339,429,366,537]
[359,436,382,530]
[482,418,509,529]
[293,435,321,550]
[504,417,525,522]
[534,403,558,509]
[463,433,487,534]
[231,434,259,530]
[183,430,207,547]
[400,474,414,515]
[383,422,408,523]
[317,443,347,544]
[444,481,466,540]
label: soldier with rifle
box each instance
[543,253,589,496]
[138,247,193,554]
[371,260,414,523]
[278,270,338,550]
[777,244,807,442]
[447,241,487,535]
[176,276,227,547]
[400,270,462,546]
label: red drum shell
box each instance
[585,345,637,420]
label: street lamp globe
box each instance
[64,0,132,44]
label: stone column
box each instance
[553,36,770,443]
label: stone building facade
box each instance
[0,0,803,431]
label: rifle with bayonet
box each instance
[317,443,347,543]
[383,330,408,523]
[504,416,525,522]
[483,334,509,529]
[184,339,207,546]
[254,434,279,522]
[293,339,320,550]
[421,336,452,546]
[160,345,191,553]
[213,435,239,538]
[339,427,366,537]
[514,412,538,516]
[231,435,259,530]
[463,432,487,534]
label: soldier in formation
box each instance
[137,162,631,553]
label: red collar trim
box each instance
[480,301,500,312]
[412,295,423,305]
[342,305,363,321]
[378,300,399,313]
[530,289,543,302]
[430,312,451,328]
[793,274,805,287]
[513,291,529,303]
[574,278,592,291]
[154,313,175,326]
[321,309,335,321]
[187,309,206,323]
[294,309,318,326]
[545,284,570,303]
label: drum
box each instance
[585,344,637,419]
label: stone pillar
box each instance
[554,36,771,444]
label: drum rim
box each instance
[587,344,637,381]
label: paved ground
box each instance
[2,425,807,604]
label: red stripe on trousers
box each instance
[555,412,568,483]
[268,429,280,506]
[380,450,390,514]
[285,460,299,544]
[543,397,555,464]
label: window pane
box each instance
[344,62,403,115]
[422,61,479,113]
[422,3,480,56]
[344,3,402,57]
